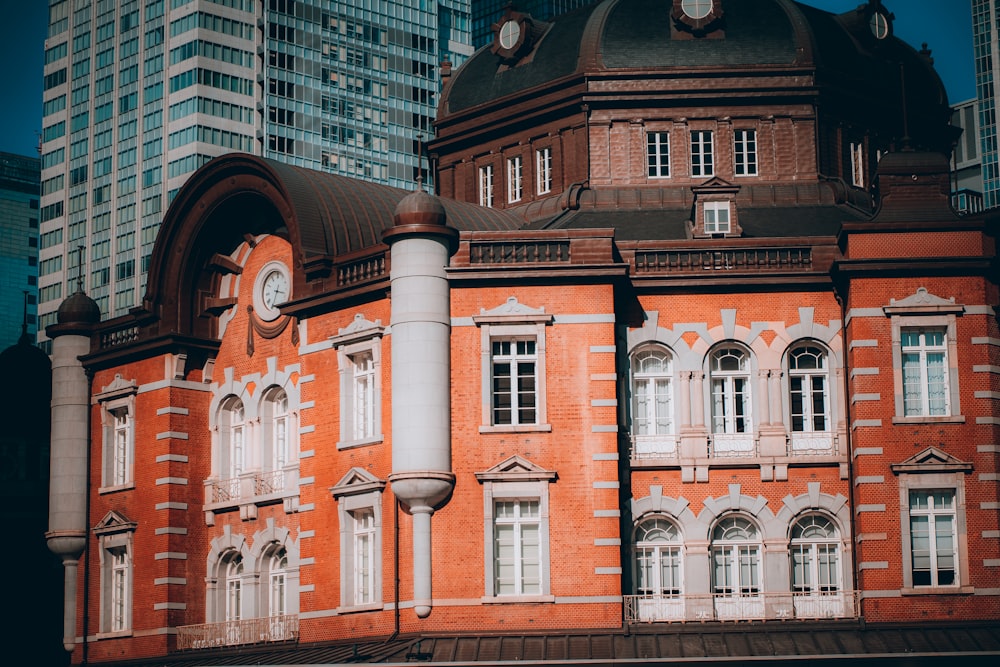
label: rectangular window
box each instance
[507,155,523,203]
[112,408,130,486]
[351,351,375,441]
[535,147,552,194]
[108,546,130,632]
[691,130,714,177]
[491,339,537,426]
[352,509,375,604]
[850,141,864,187]
[704,201,730,234]
[901,329,949,416]
[909,490,957,586]
[479,164,494,208]
[734,129,757,176]
[494,500,541,596]
[647,131,670,178]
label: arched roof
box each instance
[143,153,520,338]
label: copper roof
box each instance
[96,621,1000,666]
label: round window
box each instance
[499,19,522,50]
[869,12,890,40]
[681,0,713,20]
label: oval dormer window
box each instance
[681,0,713,20]
[869,11,891,39]
[499,19,521,50]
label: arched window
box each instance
[711,516,761,597]
[790,515,840,594]
[272,390,289,471]
[267,548,288,617]
[710,347,751,434]
[215,397,247,501]
[789,345,830,433]
[258,387,293,494]
[631,348,674,437]
[634,517,682,597]
[224,554,244,622]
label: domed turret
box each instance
[393,188,448,227]
[56,290,101,327]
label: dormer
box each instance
[691,177,741,238]
[491,8,551,67]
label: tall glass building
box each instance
[37,0,473,348]
[0,153,41,351]
[973,0,999,208]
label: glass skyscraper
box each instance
[0,153,41,351]
[973,0,999,208]
[38,0,473,348]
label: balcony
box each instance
[204,466,300,524]
[624,591,859,623]
[177,615,299,650]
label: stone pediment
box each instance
[95,374,138,402]
[692,176,740,195]
[475,455,557,482]
[883,287,964,315]
[330,466,387,498]
[329,313,385,347]
[473,297,553,325]
[890,446,972,474]
[93,510,137,535]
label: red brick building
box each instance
[46,1,999,664]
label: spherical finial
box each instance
[392,189,447,227]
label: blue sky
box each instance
[0,1,976,158]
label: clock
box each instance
[252,261,291,322]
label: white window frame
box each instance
[479,163,494,207]
[507,155,523,203]
[630,346,676,458]
[332,468,386,611]
[535,146,552,194]
[476,456,556,603]
[703,201,730,234]
[474,298,553,433]
[789,514,840,594]
[634,517,683,597]
[788,344,830,434]
[711,516,762,597]
[710,347,752,435]
[332,315,385,449]
[94,511,136,637]
[850,141,864,187]
[646,131,670,178]
[96,375,138,493]
[883,291,964,424]
[691,130,714,177]
[267,548,288,618]
[226,556,244,622]
[900,328,949,417]
[734,129,757,176]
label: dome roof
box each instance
[57,290,101,326]
[393,188,447,227]
[439,0,949,147]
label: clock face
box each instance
[253,261,291,321]
[499,20,521,50]
[262,269,289,310]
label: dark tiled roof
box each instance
[97,621,1000,666]
[262,158,522,259]
[601,0,798,69]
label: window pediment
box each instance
[475,455,557,483]
[331,466,387,498]
[890,446,972,475]
[95,374,138,403]
[473,296,553,326]
[94,510,137,536]
[691,176,739,195]
[883,287,964,316]
[329,313,385,347]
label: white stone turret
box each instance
[383,188,459,618]
[45,290,100,652]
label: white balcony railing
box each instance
[624,591,859,623]
[709,434,757,458]
[209,476,242,503]
[631,434,679,459]
[255,469,286,495]
[788,433,836,456]
[176,614,299,650]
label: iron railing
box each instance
[177,614,299,650]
